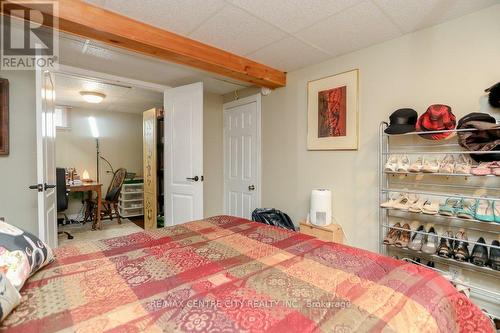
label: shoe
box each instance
[437,231,453,258]
[408,197,427,213]
[383,222,401,245]
[439,154,455,173]
[491,161,500,176]
[380,193,405,208]
[475,199,494,222]
[395,223,411,248]
[453,231,470,262]
[396,155,410,172]
[471,237,488,267]
[422,200,439,215]
[471,162,493,176]
[494,201,500,223]
[384,155,399,172]
[408,225,425,251]
[408,156,424,173]
[455,199,476,220]
[439,197,461,217]
[489,240,500,271]
[454,155,472,175]
[426,261,435,268]
[421,227,438,254]
[394,194,417,211]
[422,158,440,173]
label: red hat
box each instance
[416,104,456,140]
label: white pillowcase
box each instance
[0,272,21,322]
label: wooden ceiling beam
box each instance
[1,0,286,88]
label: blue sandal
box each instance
[439,198,461,217]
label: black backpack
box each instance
[251,208,296,231]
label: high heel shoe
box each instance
[453,231,470,262]
[383,223,401,245]
[421,227,438,254]
[395,223,411,248]
[471,237,488,267]
[490,240,500,271]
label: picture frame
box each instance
[0,78,8,156]
[307,69,358,150]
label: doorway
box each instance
[52,67,164,246]
[223,94,262,220]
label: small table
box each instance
[299,219,344,244]
[68,182,103,230]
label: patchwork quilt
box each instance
[0,216,493,332]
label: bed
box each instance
[0,216,493,332]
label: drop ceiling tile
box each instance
[373,0,499,33]
[228,0,363,33]
[296,1,401,57]
[189,5,287,55]
[247,37,331,71]
[83,0,226,36]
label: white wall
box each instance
[203,92,224,217]
[55,107,143,215]
[0,71,38,234]
[236,5,500,252]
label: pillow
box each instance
[0,221,54,290]
[0,272,21,322]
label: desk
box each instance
[69,182,103,230]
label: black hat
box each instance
[485,82,500,108]
[457,112,496,129]
[385,108,418,134]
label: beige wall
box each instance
[56,107,143,215]
[226,5,500,252]
[203,92,224,217]
[0,71,38,234]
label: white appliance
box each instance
[310,189,332,226]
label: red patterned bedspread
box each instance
[1,216,493,332]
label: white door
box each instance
[35,68,57,248]
[164,82,204,226]
[223,94,261,220]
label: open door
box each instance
[164,82,203,226]
[35,68,57,247]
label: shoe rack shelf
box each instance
[378,122,500,319]
[386,245,500,279]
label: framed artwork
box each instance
[307,69,358,150]
[0,78,8,156]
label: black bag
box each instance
[251,208,296,231]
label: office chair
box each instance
[56,168,74,240]
[89,168,127,225]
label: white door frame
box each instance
[222,94,262,215]
[36,64,170,236]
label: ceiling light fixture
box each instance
[80,91,106,104]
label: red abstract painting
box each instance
[318,86,346,138]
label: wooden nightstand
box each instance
[299,219,344,244]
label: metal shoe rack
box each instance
[378,122,500,320]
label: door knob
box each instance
[186,176,199,182]
[248,185,255,191]
[29,184,44,192]
[44,183,56,190]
